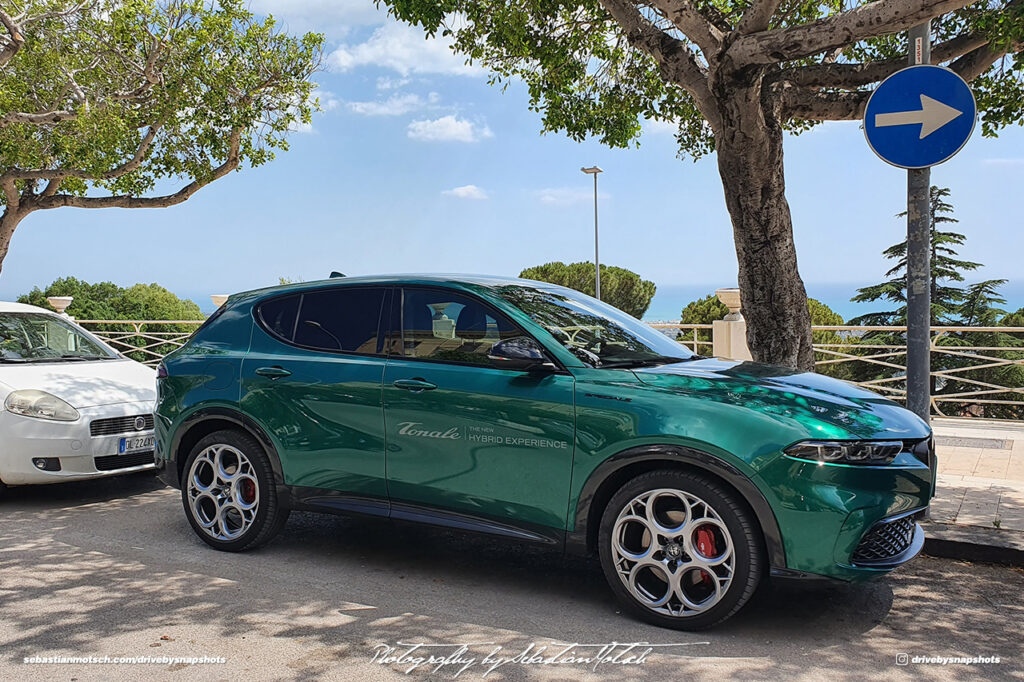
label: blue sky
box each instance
[1,2,1022,319]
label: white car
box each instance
[0,301,157,491]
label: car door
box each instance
[383,286,576,537]
[239,286,390,505]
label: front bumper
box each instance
[0,401,156,485]
[758,440,935,582]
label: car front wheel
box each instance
[598,469,763,630]
[181,429,288,552]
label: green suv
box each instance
[155,275,935,629]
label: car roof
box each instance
[232,274,567,300]
[0,300,54,314]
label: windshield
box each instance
[0,313,117,362]
[494,285,696,368]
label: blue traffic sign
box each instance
[863,65,976,169]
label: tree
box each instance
[845,187,1019,414]
[519,261,656,317]
[851,186,989,325]
[0,0,323,273]
[19,277,202,319]
[19,277,202,361]
[678,293,851,371]
[385,0,1023,370]
[678,293,726,352]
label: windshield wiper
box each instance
[59,354,115,361]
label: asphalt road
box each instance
[1,473,1021,681]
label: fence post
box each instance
[712,288,752,361]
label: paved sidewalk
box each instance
[930,418,1024,533]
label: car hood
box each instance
[633,357,930,440]
[0,358,156,408]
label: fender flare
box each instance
[566,444,787,569]
[166,406,286,489]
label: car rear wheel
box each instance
[181,429,288,552]
[598,469,763,630]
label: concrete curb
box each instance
[922,521,1024,566]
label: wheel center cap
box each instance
[665,542,682,559]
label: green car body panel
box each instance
[155,275,934,583]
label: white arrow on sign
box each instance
[874,94,964,139]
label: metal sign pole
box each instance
[906,22,932,420]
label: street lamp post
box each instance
[580,166,603,300]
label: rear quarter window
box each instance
[257,294,300,342]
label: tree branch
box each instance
[1,125,162,182]
[31,128,242,212]
[647,0,724,54]
[600,0,721,128]
[729,0,976,67]
[949,40,1020,82]
[737,0,782,35]
[0,110,78,126]
[777,33,991,89]
[0,10,24,67]
[781,88,869,120]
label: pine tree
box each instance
[851,187,984,326]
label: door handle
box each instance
[255,366,292,379]
[392,378,437,392]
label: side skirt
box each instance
[284,485,564,547]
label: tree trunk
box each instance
[712,81,815,371]
[0,207,25,275]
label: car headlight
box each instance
[4,390,80,421]
[784,440,904,465]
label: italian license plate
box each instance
[119,435,155,454]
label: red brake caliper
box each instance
[695,527,717,586]
[241,479,256,504]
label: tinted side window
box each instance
[295,288,385,354]
[401,289,520,366]
[257,294,300,342]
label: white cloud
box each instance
[314,89,340,112]
[407,115,493,143]
[327,21,482,77]
[290,89,339,134]
[346,92,442,117]
[249,0,383,33]
[348,93,427,117]
[442,185,488,200]
[376,76,411,91]
[536,187,602,206]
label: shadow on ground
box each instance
[1,476,1021,680]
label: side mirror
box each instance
[488,336,555,372]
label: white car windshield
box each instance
[0,312,117,362]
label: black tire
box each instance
[597,469,763,630]
[180,429,289,552]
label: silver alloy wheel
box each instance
[611,488,736,617]
[186,444,260,541]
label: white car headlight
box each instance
[4,390,80,421]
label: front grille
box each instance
[94,451,155,472]
[90,414,154,437]
[852,515,917,564]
